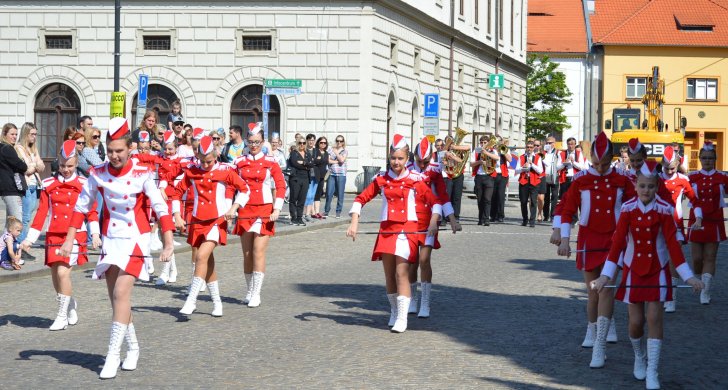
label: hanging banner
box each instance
[110,92,126,118]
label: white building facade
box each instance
[0,0,528,190]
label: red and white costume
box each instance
[172,162,250,247]
[233,151,286,236]
[71,159,174,281]
[658,171,701,242]
[688,169,728,242]
[350,169,441,263]
[556,167,635,271]
[26,173,99,267]
[410,162,451,249]
[600,197,695,303]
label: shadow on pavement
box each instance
[510,257,584,285]
[0,315,53,328]
[17,349,104,373]
[132,305,190,322]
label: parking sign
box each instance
[424,94,439,117]
[138,74,149,106]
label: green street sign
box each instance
[489,74,504,89]
[264,79,302,88]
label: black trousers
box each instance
[543,182,560,220]
[490,175,508,220]
[519,183,538,223]
[474,175,494,223]
[445,174,464,219]
[559,180,573,200]
[289,176,309,220]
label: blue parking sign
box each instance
[138,74,149,106]
[424,94,439,117]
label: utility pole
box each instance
[494,0,500,137]
[447,0,455,137]
[114,0,121,92]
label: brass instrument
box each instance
[497,138,511,155]
[443,127,471,178]
[481,135,498,174]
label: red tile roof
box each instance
[591,0,728,47]
[527,0,588,54]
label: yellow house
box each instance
[590,0,728,170]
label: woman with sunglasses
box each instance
[311,136,329,219]
[232,123,286,307]
[287,136,313,226]
[687,141,728,305]
[324,135,347,218]
[80,127,104,171]
[71,133,90,177]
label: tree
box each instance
[526,54,572,140]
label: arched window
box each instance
[34,83,80,160]
[131,84,179,129]
[410,98,418,145]
[456,107,464,129]
[230,84,280,141]
[386,92,396,146]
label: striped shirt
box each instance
[328,148,348,175]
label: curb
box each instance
[0,219,349,284]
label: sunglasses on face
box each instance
[336,140,344,143]
[319,142,327,145]
[212,137,220,141]
[298,142,306,145]
[76,141,85,145]
[157,132,164,136]
[92,135,100,139]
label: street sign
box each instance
[265,79,302,88]
[138,74,149,106]
[423,117,439,136]
[110,92,126,119]
[263,112,269,141]
[424,94,439,117]
[262,94,270,113]
[265,87,301,95]
[489,73,504,89]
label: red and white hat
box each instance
[591,132,612,161]
[414,137,432,160]
[108,117,130,140]
[640,160,659,177]
[192,127,205,140]
[138,131,150,143]
[198,135,215,155]
[163,130,175,145]
[662,145,678,165]
[60,140,77,160]
[248,122,262,136]
[702,140,715,151]
[628,138,644,155]
[390,134,407,152]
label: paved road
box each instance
[1,197,726,389]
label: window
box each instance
[499,0,504,41]
[475,0,479,25]
[458,64,464,88]
[687,78,718,101]
[510,0,514,46]
[460,0,465,16]
[231,85,280,142]
[487,0,492,33]
[236,29,277,57]
[136,29,176,56]
[414,48,421,75]
[34,83,80,162]
[626,77,647,99]
[434,56,442,82]
[131,84,179,129]
[38,28,77,56]
[390,38,399,66]
[474,69,479,92]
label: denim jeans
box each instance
[2,195,22,220]
[19,186,38,242]
[304,177,318,206]
[324,175,346,215]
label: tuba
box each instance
[443,127,471,178]
[481,135,498,175]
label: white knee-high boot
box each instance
[243,273,253,304]
[247,271,265,308]
[630,337,647,380]
[581,322,596,348]
[664,277,679,313]
[50,294,70,331]
[607,316,618,343]
[418,282,432,318]
[208,281,223,317]
[590,316,609,368]
[99,322,127,379]
[391,296,411,333]
[156,260,172,285]
[646,338,662,389]
[144,256,154,275]
[700,273,712,304]
[168,256,178,283]
[387,293,397,327]
[187,263,206,293]
[180,277,205,315]
[121,322,139,371]
[408,282,419,314]
[67,296,78,325]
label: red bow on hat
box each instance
[591,132,612,161]
[192,127,205,140]
[163,130,175,145]
[414,137,432,160]
[248,122,262,136]
[662,146,676,164]
[703,140,715,151]
[628,138,643,155]
[61,140,77,160]
[390,134,407,151]
[198,135,215,155]
[138,131,150,143]
[108,117,130,140]
[640,160,659,176]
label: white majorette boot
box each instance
[581,322,596,348]
[664,277,679,313]
[99,321,127,379]
[180,277,205,315]
[247,271,265,308]
[145,256,154,276]
[150,232,163,251]
[590,316,609,368]
[387,293,397,327]
[418,282,432,318]
[67,296,78,325]
[168,256,178,283]
[208,281,223,317]
[155,260,172,286]
[408,282,419,314]
[50,294,71,331]
[646,338,662,389]
[630,337,647,380]
[243,273,253,304]
[121,323,139,371]
[187,263,206,293]
[700,273,712,304]
[607,317,618,343]
[391,296,411,333]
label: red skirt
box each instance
[234,203,275,236]
[187,217,228,247]
[616,264,673,303]
[575,226,612,272]
[371,221,419,263]
[688,210,726,243]
[45,232,88,267]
